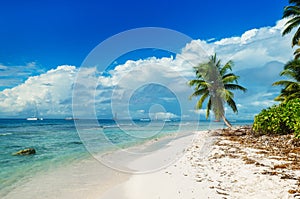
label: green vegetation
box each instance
[252,0,300,137]
[189,53,247,128]
[282,0,300,59]
[189,1,300,133]
[273,59,300,102]
[253,98,300,138]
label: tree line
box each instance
[189,0,300,133]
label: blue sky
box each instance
[0,0,295,119]
[0,0,286,68]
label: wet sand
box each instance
[3,157,129,199]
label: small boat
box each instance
[64,117,78,120]
[26,117,43,121]
[140,118,151,122]
[26,117,38,121]
[27,103,43,121]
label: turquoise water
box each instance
[0,119,252,197]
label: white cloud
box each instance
[207,38,216,42]
[149,112,179,120]
[190,109,207,115]
[251,100,277,107]
[0,64,8,70]
[160,97,176,102]
[241,29,259,44]
[0,18,295,119]
[0,62,44,88]
[0,65,77,117]
[215,19,293,69]
[261,92,277,97]
[215,29,259,46]
[215,37,241,46]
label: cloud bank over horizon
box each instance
[0,19,294,119]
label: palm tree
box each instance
[273,59,300,102]
[188,54,247,128]
[294,48,300,59]
[282,0,300,48]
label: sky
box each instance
[0,0,295,120]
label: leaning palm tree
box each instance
[273,59,300,102]
[282,0,300,48]
[189,54,247,128]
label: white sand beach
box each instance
[101,130,300,199]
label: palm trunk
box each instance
[222,115,232,128]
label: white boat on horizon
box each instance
[26,102,43,121]
[65,117,78,120]
[26,117,38,121]
[140,118,151,122]
[26,117,43,121]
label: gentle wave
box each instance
[0,133,12,136]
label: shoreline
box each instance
[6,123,297,198]
[2,129,199,199]
[2,155,129,199]
[101,128,300,199]
[99,130,197,173]
[1,157,129,199]
[100,130,217,199]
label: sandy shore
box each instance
[4,129,300,198]
[101,130,300,199]
[3,157,129,199]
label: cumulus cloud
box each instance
[251,100,277,107]
[187,19,293,71]
[215,29,258,46]
[0,65,77,117]
[191,109,207,115]
[0,62,44,90]
[0,18,295,119]
[149,112,179,120]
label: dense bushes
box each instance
[253,98,300,138]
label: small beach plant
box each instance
[188,54,247,128]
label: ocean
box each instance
[0,119,252,197]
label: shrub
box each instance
[253,98,300,138]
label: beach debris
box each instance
[216,189,229,196]
[13,148,36,155]
[212,126,300,196]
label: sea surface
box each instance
[0,118,252,197]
